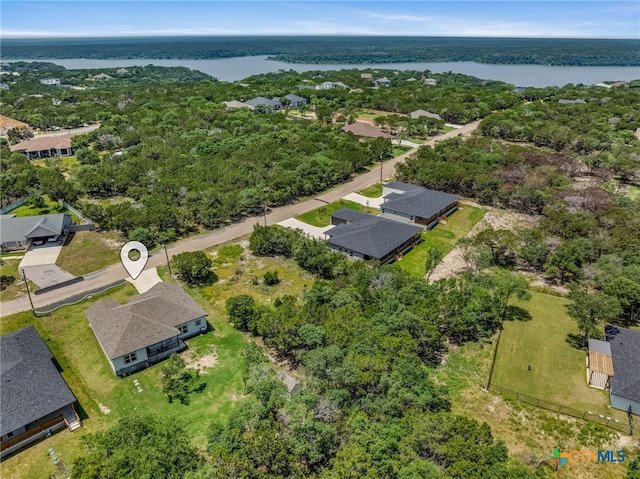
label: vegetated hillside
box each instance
[1,66,518,241]
[2,36,639,66]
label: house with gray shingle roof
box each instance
[1,326,80,458]
[605,325,640,415]
[375,77,391,87]
[86,283,208,377]
[326,209,422,264]
[284,94,307,108]
[0,213,71,252]
[381,182,460,229]
[244,97,282,112]
[558,98,586,104]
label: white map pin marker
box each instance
[120,241,149,280]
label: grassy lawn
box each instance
[627,185,640,201]
[56,231,124,276]
[392,146,412,157]
[492,291,628,424]
[358,183,382,198]
[398,205,486,277]
[1,240,315,479]
[11,196,66,218]
[0,258,29,302]
[296,199,378,227]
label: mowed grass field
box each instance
[296,199,378,227]
[492,291,626,422]
[56,230,124,276]
[398,205,486,277]
[0,239,314,479]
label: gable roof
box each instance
[558,98,586,104]
[331,208,372,223]
[409,109,441,120]
[342,121,390,138]
[224,100,254,110]
[327,212,421,260]
[605,325,640,402]
[284,94,306,103]
[382,183,459,218]
[1,326,76,436]
[0,213,70,244]
[244,97,281,108]
[86,283,207,359]
[10,135,73,153]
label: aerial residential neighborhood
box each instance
[0,14,639,479]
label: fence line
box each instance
[0,193,38,215]
[489,384,629,434]
[58,200,95,227]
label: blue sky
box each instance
[2,1,638,38]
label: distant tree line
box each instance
[3,36,639,66]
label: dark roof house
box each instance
[381,182,460,228]
[87,283,208,376]
[1,326,79,457]
[605,325,640,414]
[409,109,442,120]
[0,213,71,252]
[284,94,307,107]
[326,209,422,264]
[244,97,282,111]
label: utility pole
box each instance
[379,154,384,183]
[162,244,172,276]
[263,203,267,226]
[21,269,36,316]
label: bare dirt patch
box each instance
[429,202,540,282]
[98,403,111,415]
[182,347,218,373]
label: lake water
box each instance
[10,56,640,87]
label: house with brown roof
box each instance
[342,121,390,139]
[86,283,208,377]
[10,134,74,160]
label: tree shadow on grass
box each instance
[503,305,532,322]
[565,333,586,350]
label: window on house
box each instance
[178,325,188,334]
[195,319,202,326]
[124,352,137,364]
[7,432,14,438]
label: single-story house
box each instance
[244,97,282,112]
[224,100,254,110]
[586,338,613,390]
[0,213,71,252]
[92,73,113,81]
[423,78,438,86]
[360,73,373,80]
[1,326,80,458]
[284,94,307,108]
[86,283,208,377]
[558,98,586,104]
[342,121,390,139]
[326,208,422,264]
[605,325,640,415]
[10,134,74,160]
[409,109,442,120]
[315,81,349,90]
[0,83,9,90]
[381,182,460,229]
[512,87,527,94]
[375,77,391,87]
[116,68,130,75]
[40,78,60,86]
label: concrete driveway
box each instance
[127,267,162,294]
[21,265,76,289]
[277,218,331,240]
[342,192,385,209]
[19,244,63,269]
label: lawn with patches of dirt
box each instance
[56,230,124,276]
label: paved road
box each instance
[0,121,479,317]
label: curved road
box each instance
[0,121,479,317]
